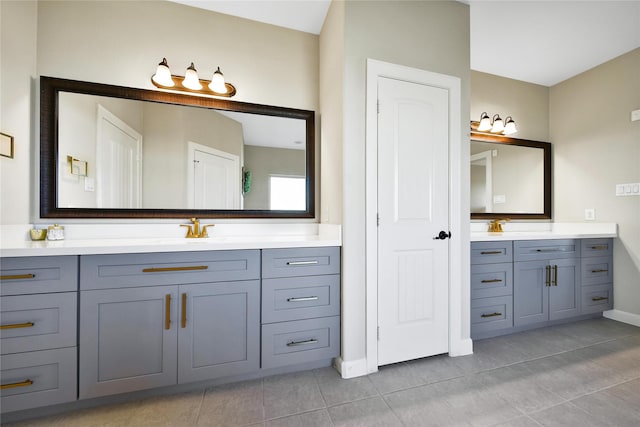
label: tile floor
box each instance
[5,317,640,427]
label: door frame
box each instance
[365,59,472,374]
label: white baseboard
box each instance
[449,337,474,356]
[333,357,368,379]
[604,309,640,328]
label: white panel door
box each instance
[377,76,450,366]
[96,106,142,209]
[188,143,240,209]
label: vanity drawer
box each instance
[581,284,613,314]
[262,247,340,279]
[261,316,340,369]
[581,256,613,286]
[80,250,259,290]
[471,263,513,299]
[0,347,77,413]
[471,241,513,265]
[1,293,77,355]
[581,239,613,258]
[262,275,340,323]
[0,256,78,296]
[471,296,513,336]
[514,240,580,262]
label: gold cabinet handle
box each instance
[0,274,36,281]
[545,265,551,287]
[0,379,33,390]
[590,245,608,250]
[480,251,502,255]
[0,322,35,330]
[181,293,187,329]
[552,265,558,286]
[481,312,502,318]
[591,269,609,273]
[165,294,171,330]
[481,279,502,284]
[143,266,208,273]
[286,260,319,266]
[592,296,609,301]
[286,339,319,347]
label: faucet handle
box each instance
[488,218,510,232]
[180,224,195,238]
[200,224,215,238]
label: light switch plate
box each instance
[616,182,640,196]
[84,177,95,192]
[584,208,595,221]
[632,109,640,122]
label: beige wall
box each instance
[0,0,319,224]
[471,71,549,142]
[550,48,640,316]
[321,0,470,366]
[0,1,38,224]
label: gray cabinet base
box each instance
[472,312,604,340]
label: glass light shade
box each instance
[490,114,504,133]
[477,112,491,131]
[152,58,174,87]
[208,67,227,94]
[503,117,518,135]
[182,63,203,90]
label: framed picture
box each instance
[0,132,14,158]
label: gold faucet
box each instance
[180,218,215,238]
[488,218,509,233]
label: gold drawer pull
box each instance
[286,338,319,347]
[0,274,36,281]
[480,279,502,284]
[591,269,608,273]
[287,296,319,302]
[181,293,187,329]
[592,296,609,302]
[590,245,608,250]
[0,379,34,390]
[0,322,35,330]
[165,294,171,330]
[142,266,208,273]
[481,312,502,318]
[286,260,319,266]
[480,251,502,255]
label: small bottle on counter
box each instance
[47,224,65,241]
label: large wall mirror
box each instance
[40,76,315,219]
[470,131,551,220]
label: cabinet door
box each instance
[549,258,580,321]
[178,280,259,384]
[79,287,178,399]
[514,260,549,327]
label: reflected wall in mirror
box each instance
[41,76,315,219]
[470,132,551,220]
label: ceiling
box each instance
[171,0,640,87]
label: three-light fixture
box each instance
[151,58,236,97]
[475,112,518,135]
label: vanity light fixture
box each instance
[150,58,237,97]
[472,112,518,135]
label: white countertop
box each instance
[470,222,617,242]
[0,223,342,257]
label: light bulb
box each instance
[208,67,227,94]
[151,58,174,87]
[477,112,491,131]
[490,114,504,133]
[182,63,202,90]
[503,116,518,135]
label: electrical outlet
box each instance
[585,208,595,221]
[632,109,640,122]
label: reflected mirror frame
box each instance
[470,131,551,220]
[40,76,315,219]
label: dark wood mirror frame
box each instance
[40,76,315,219]
[470,131,551,220]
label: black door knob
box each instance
[434,230,452,240]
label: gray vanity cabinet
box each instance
[79,250,260,399]
[513,240,580,327]
[1,256,78,413]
